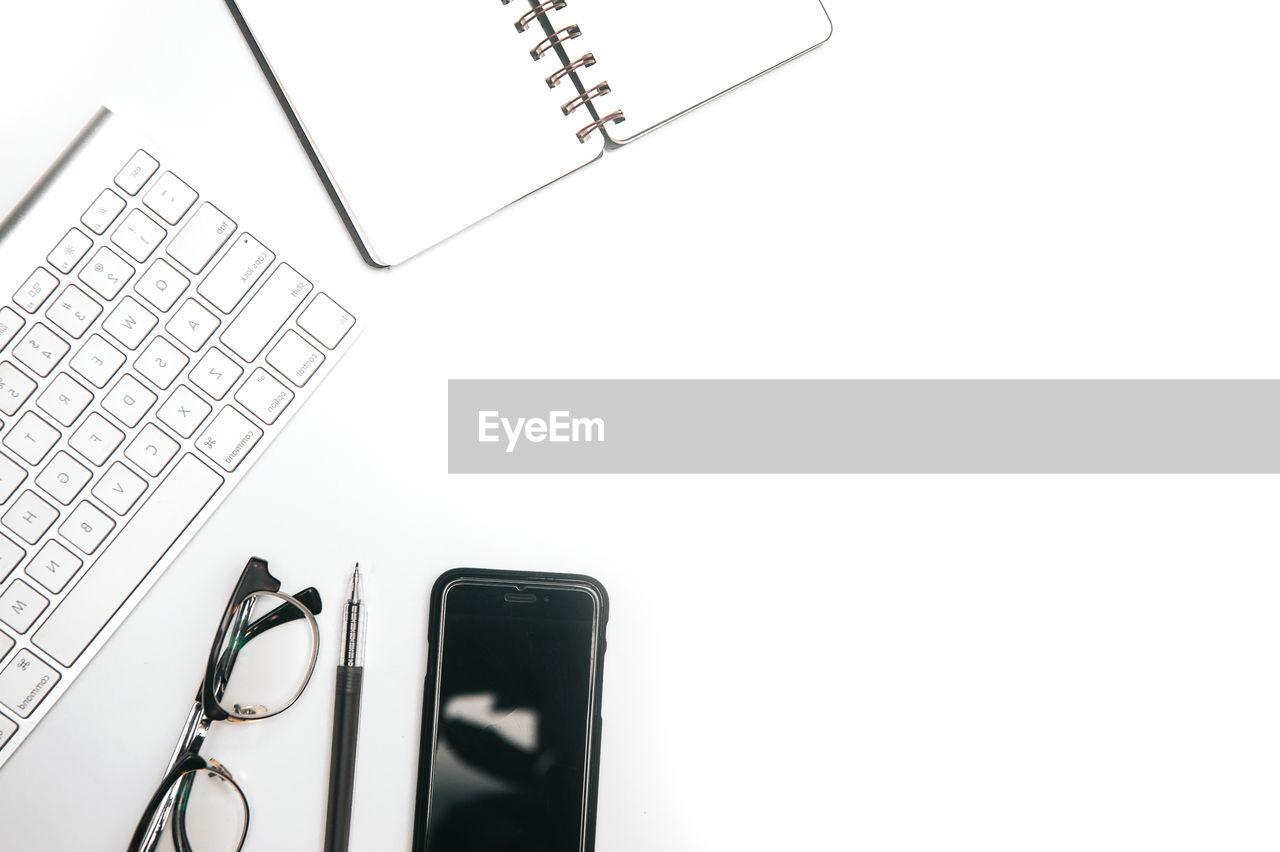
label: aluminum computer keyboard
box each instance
[0,108,361,768]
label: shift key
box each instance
[220,264,313,362]
[167,203,235,274]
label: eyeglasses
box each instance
[129,557,322,852]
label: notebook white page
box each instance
[227,0,603,266]
[570,0,833,143]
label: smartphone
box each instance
[412,569,609,852]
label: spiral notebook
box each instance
[223,0,832,267]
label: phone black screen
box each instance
[425,584,599,852]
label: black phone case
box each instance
[411,568,610,852]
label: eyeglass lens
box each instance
[212,591,317,719]
[150,766,249,852]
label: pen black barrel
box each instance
[324,665,364,852]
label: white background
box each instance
[2,1,1280,849]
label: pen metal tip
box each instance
[349,565,362,604]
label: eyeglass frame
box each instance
[128,556,322,852]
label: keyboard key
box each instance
[166,299,219,351]
[69,413,125,466]
[13,323,70,377]
[60,501,115,554]
[114,149,159,195]
[45,283,103,338]
[14,269,58,314]
[198,233,274,313]
[33,455,223,666]
[2,491,58,545]
[111,209,166,263]
[3,412,61,465]
[157,385,211,438]
[189,348,242,401]
[0,581,48,634]
[0,362,37,415]
[267,330,324,387]
[235,368,294,425]
[196,406,262,472]
[36,373,93,426]
[168,203,235,274]
[102,375,157,428]
[69,334,126,388]
[92,463,147,516]
[101,296,157,350]
[125,424,180,476]
[25,540,82,595]
[35,452,92,506]
[0,710,14,751]
[0,649,59,718]
[0,635,10,665]
[78,246,134,300]
[135,336,188,390]
[221,263,310,361]
[134,258,189,312]
[0,307,25,350]
[143,171,197,225]
[0,456,25,505]
[81,188,127,235]
[47,228,92,275]
[297,293,356,349]
[0,536,24,581]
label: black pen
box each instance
[324,565,365,852]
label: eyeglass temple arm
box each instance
[169,770,202,852]
[255,586,323,628]
[202,556,281,695]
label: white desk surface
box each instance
[2,1,1280,850]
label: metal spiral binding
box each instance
[529,25,581,60]
[546,54,595,89]
[514,1,566,32]
[575,110,625,143]
[504,0,625,142]
[561,82,610,115]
